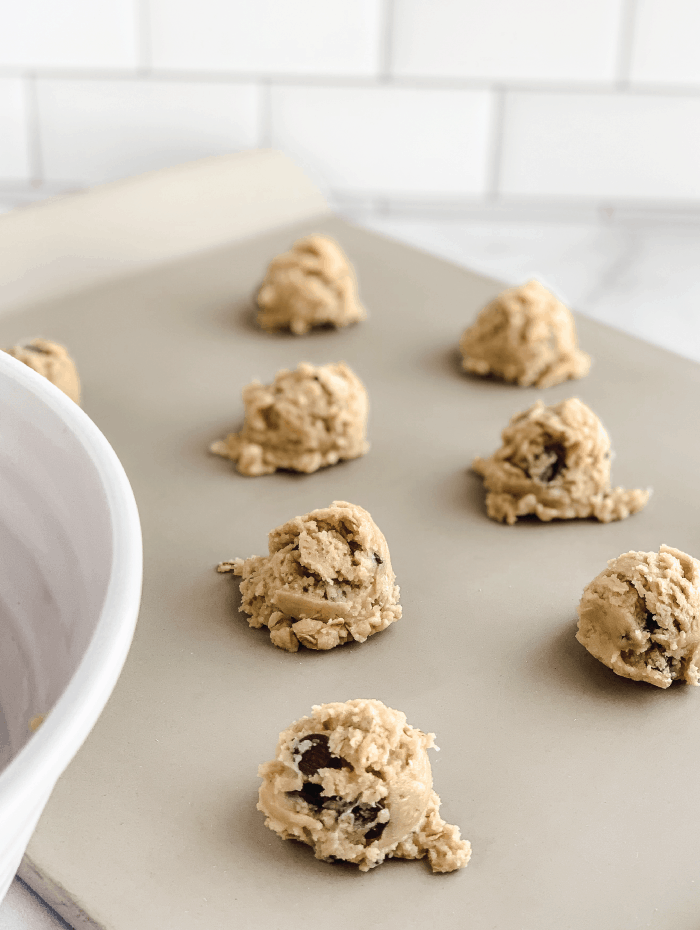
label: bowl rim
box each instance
[0,351,143,815]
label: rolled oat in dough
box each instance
[210,361,369,476]
[472,398,649,524]
[257,699,471,872]
[577,545,700,689]
[256,234,367,334]
[217,501,400,652]
[459,279,591,388]
[3,338,81,404]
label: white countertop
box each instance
[1,881,68,930]
[1,209,699,930]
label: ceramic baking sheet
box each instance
[9,212,700,930]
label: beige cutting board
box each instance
[2,154,700,930]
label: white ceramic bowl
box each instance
[0,351,142,904]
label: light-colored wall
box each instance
[1,0,700,213]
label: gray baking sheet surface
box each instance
[9,216,700,930]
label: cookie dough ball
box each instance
[472,398,649,524]
[577,546,700,689]
[257,235,367,335]
[210,361,369,476]
[217,501,401,652]
[257,699,471,872]
[459,279,591,388]
[3,338,81,404]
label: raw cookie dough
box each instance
[256,234,367,334]
[472,398,649,524]
[3,338,81,404]
[210,361,369,476]
[459,279,591,388]
[577,545,700,689]
[217,501,400,652]
[257,699,471,872]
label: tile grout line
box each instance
[379,0,395,83]
[616,0,639,89]
[1,65,700,98]
[23,74,43,187]
[136,0,152,75]
[486,86,506,200]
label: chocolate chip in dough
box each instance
[644,610,661,633]
[363,821,388,843]
[540,441,567,483]
[289,782,346,811]
[352,799,388,844]
[295,733,349,776]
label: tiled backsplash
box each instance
[1,0,700,214]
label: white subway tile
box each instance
[629,0,700,86]
[36,79,260,185]
[392,0,624,82]
[0,80,30,181]
[500,92,700,201]
[150,0,382,75]
[0,0,138,69]
[270,85,493,196]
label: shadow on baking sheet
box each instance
[421,344,528,391]
[233,789,359,878]
[230,295,361,340]
[200,788,354,879]
[180,420,367,486]
[211,562,395,660]
[202,293,268,336]
[431,468,491,523]
[232,297,260,334]
[180,420,244,469]
[531,621,679,704]
[421,345,466,382]
[440,468,574,529]
[454,473,615,531]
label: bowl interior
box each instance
[0,366,112,772]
